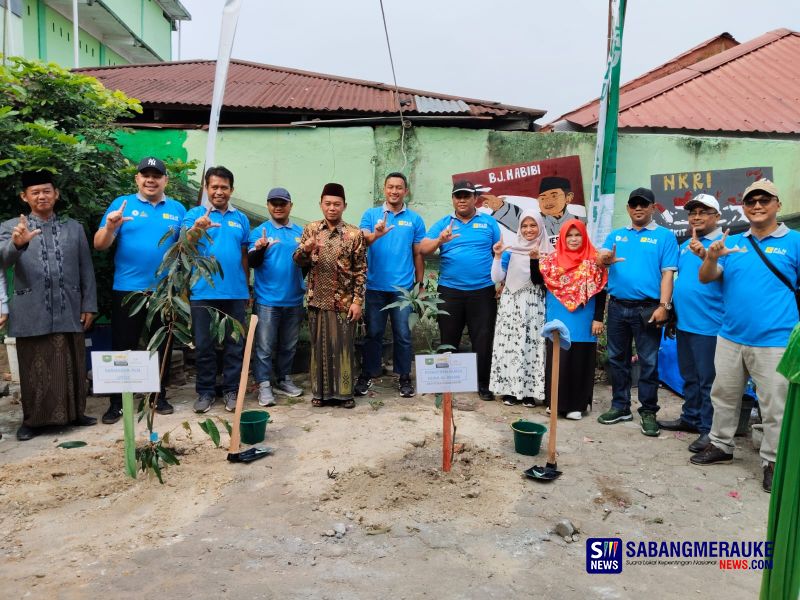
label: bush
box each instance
[0,57,197,318]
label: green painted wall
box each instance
[142,0,170,59]
[113,126,800,232]
[180,127,378,225]
[21,0,37,58]
[0,5,24,55]
[103,0,140,35]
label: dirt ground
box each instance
[0,364,770,600]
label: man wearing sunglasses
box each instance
[691,179,800,493]
[420,180,502,401]
[596,187,679,437]
[659,194,723,453]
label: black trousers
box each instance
[437,285,497,388]
[109,290,172,407]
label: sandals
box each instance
[312,398,324,407]
[342,398,355,409]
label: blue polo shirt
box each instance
[182,205,250,300]
[100,193,186,292]
[602,222,678,301]
[673,228,724,337]
[248,220,305,307]
[426,212,501,290]
[717,224,800,347]
[360,203,426,291]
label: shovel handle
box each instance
[229,313,259,456]
[547,331,560,464]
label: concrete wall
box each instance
[116,126,800,231]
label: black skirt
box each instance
[545,339,597,414]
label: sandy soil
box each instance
[0,369,770,600]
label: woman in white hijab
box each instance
[489,210,553,406]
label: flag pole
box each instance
[201,0,242,207]
[587,0,627,246]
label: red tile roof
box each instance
[548,29,800,135]
[75,59,545,122]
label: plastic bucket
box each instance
[511,420,547,456]
[240,410,269,445]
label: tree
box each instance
[0,57,196,317]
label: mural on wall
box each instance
[650,166,773,238]
[453,156,585,245]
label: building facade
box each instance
[1,0,189,67]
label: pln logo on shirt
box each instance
[397,220,412,227]
[765,247,787,256]
[639,237,658,245]
[227,220,242,229]
[162,213,180,222]
[586,538,623,574]
[472,223,488,229]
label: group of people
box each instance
[2,158,797,496]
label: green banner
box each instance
[588,0,627,246]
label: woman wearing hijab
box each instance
[489,210,553,406]
[540,219,608,419]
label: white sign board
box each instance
[415,353,478,394]
[91,351,161,393]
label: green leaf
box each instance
[57,440,87,449]
[181,421,193,437]
[151,453,164,484]
[198,418,221,447]
[216,417,233,436]
[156,445,181,466]
[434,393,443,409]
[147,326,168,354]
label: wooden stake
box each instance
[547,331,560,465]
[228,313,259,456]
[442,391,453,472]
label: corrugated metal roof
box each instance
[75,59,545,120]
[549,29,800,135]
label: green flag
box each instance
[588,0,627,246]
[761,323,800,599]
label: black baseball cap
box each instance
[628,187,655,205]
[137,157,167,175]
[452,180,478,195]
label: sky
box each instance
[173,0,799,122]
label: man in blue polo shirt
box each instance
[691,179,800,493]
[354,172,426,398]
[597,187,679,436]
[183,166,250,413]
[419,180,501,400]
[659,194,724,453]
[95,157,186,424]
[247,186,306,407]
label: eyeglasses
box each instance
[742,195,776,208]
[627,200,651,209]
[687,209,717,217]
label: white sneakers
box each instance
[565,411,583,420]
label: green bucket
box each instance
[511,420,547,456]
[240,410,270,445]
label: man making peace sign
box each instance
[183,166,250,413]
[95,157,186,424]
[690,179,800,493]
[247,187,306,406]
[658,194,724,454]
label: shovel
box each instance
[227,313,272,463]
[526,319,571,482]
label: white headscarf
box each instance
[505,210,553,293]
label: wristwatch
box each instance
[659,302,672,310]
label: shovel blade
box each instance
[227,446,274,463]
[524,464,563,482]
